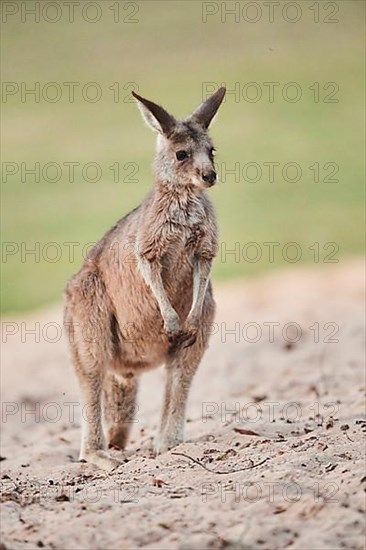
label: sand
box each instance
[1,260,365,550]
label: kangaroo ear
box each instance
[132,91,176,136]
[190,87,226,129]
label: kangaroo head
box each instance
[132,87,226,191]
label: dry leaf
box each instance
[233,428,261,436]
[153,478,168,488]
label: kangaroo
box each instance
[64,87,226,471]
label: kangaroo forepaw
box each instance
[168,326,198,353]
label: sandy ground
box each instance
[1,260,365,550]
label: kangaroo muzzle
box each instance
[202,170,217,186]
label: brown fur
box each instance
[64,87,226,470]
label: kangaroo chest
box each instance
[167,198,207,248]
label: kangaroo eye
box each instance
[176,150,188,161]
[209,147,216,157]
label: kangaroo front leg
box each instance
[136,254,181,338]
[189,256,212,320]
[183,256,212,346]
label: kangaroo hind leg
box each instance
[64,270,124,471]
[103,371,138,450]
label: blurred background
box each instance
[1,0,364,315]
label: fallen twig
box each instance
[171,452,270,475]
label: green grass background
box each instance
[1,0,365,315]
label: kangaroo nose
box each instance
[202,170,217,185]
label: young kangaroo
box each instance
[64,87,226,470]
